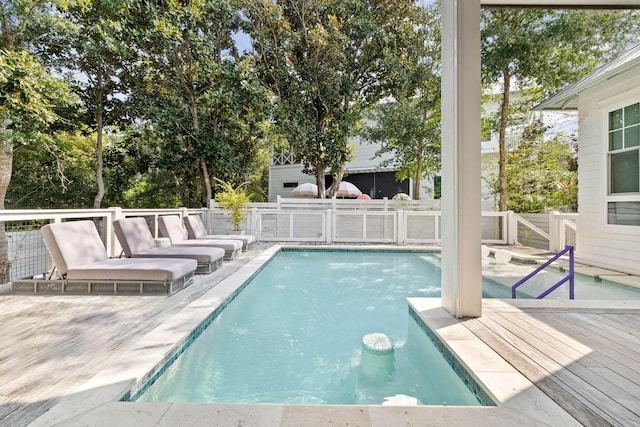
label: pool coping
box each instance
[29,245,578,426]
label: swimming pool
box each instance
[134,250,488,406]
[130,248,640,407]
[480,257,640,300]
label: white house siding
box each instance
[345,135,390,171]
[576,70,640,275]
[268,134,434,201]
[268,164,316,201]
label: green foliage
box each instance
[243,0,422,196]
[7,132,95,208]
[361,4,441,200]
[103,125,184,208]
[481,8,640,211]
[364,99,440,198]
[0,49,77,209]
[486,120,578,213]
[213,178,252,231]
[124,0,273,206]
[0,50,76,136]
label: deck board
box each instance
[464,316,613,426]
[4,245,640,426]
[469,301,640,427]
[0,243,275,427]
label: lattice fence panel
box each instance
[481,216,503,241]
[258,213,291,239]
[406,214,439,241]
[364,214,396,241]
[1,220,50,283]
[291,214,325,239]
[334,214,364,240]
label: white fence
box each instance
[0,203,575,283]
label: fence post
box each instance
[250,208,258,235]
[397,210,404,243]
[326,209,333,243]
[179,206,188,219]
[107,207,123,257]
[548,211,559,252]
[507,211,517,245]
[198,208,210,233]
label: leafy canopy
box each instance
[243,0,421,196]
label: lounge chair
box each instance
[183,215,256,251]
[12,220,196,295]
[158,215,243,260]
[114,217,225,274]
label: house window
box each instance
[608,102,640,225]
[283,182,298,188]
[608,202,640,226]
[609,102,640,194]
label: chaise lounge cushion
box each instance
[113,217,157,257]
[183,215,255,250]
[41,220,196,282]
[67,258,197,282]
[114,217,225,264]
[159,215,242,253]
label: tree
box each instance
[8,131,96,208]
[0,51,75,281]
[481,8,640,211]
[44,0,130,208]
[364,100,440,200]
[0,0,77,209]
[362,4,440,200]
[243,0,419,197]
[125,0,272,207]
[487,119,577,213]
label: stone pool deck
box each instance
[2,243,640,426]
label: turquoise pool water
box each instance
[135,250,485,406]
[133,249,640,406]
[480,258,640,300]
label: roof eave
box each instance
[534,94,579,111]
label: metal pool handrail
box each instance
[512,246,575,299]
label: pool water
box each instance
[135,250,484,406]
[134,249,640,406]
[480,258,640,300]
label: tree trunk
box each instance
[0,140,13,283]
[93,112,104,209]
[316,160,326,199]
[498,72,511,212]
[189,88,213,206]
[414,141,424,200]
[201,158,212,206]
[93,65,105,209]
[327,165,346,198]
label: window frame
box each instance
[606,100,640,226]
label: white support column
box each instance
[441,0,482,318]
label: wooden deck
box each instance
[0,243,275,427]
[465,299,640,427]
[3,244,640,426]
